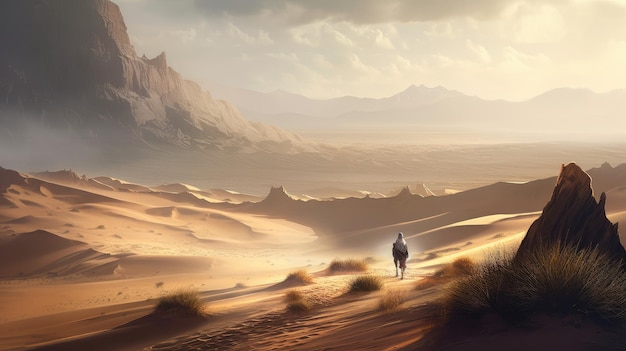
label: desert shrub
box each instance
[416,257,477,291]
[285,289,311,313]
[378,289,406,312]
[444,245,626,322]
[328,258,368,273]
[284,269,315,284]
[349,275,383,292]
[155,288,206,317]
[285,289,305,303]
[451,257,477,276]
[415,276,440,290]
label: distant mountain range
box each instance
[207,82,626,140]
[1,0,623,151]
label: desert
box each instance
[3,0,626,350]
[2,161,626,350]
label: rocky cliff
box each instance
[0,0,304,150]
[516,163,626,261]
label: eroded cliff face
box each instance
[0,0,304,150]
[516,163,626,261]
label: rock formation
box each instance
[0,0,304,150]
[516,163,626,261]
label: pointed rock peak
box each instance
[396,186,413,198]
[551,162,593,201]
[399,84,426,94]
[516,162,626,261]
[415,183,436,197]
[263,185,295,202]
[145,51,168,73]
[601,161,613,169]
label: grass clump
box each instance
[328,258,368,273]
[284,269,315,285]
[378,289,406,312]
[416,256,477,291]
[444,245,626,323]
[285,289,311,313]
[155,288,206,317]
[349,275,384,292]
[450,257,477,276]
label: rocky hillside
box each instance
[0,0,304,150]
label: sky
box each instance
[115,0,626,101]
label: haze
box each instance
[3,2,626,350]
[116,0,626,102]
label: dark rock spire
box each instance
[516,163,626,261]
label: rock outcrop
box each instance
[516,163,626,261]
[0,0,304,150]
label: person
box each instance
[393,232,409,279]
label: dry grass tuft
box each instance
[378,289,406,312]
[349,275,384,292]
[444,245,626,323]
[328,258,368,273]
[285,289,311,313]
[415,276,440,290]
[155,288,206,317]
[450,257,477,276]
[284,269,315,285]
[416,256,477,291]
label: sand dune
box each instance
[0,230,114,278]
[3,163,626,350]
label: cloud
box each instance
[226,23,274,45]
[512,3,566,43]
[115,0,626,101]
[190,0,516,25]
[466,39,492,63]
[289,22,355,48]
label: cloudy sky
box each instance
[115,0,626,101]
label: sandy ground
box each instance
[2,162,626,350]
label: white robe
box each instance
[394,237,408,253]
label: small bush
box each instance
[287,300,311,313]
[378,289,405,312]
[416,257,476,291]
[284,269,315,284]
[285,289,305,303]
[415,276,440,290]
[444,245,626,322]
[285,289,311,313]
[155,288,206,317]
[349,275,383,292]
[451,257,477,276]
[328,258,368,273]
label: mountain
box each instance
[207,82,626,140]
[0,0,303,151]
[206,82,467,130]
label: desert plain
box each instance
[2,145,626,350]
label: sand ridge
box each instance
[2,163,626,350]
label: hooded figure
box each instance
[395,232,408,253]
[393,232,409,279]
